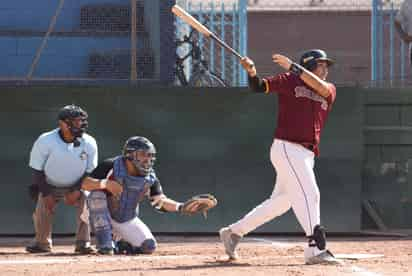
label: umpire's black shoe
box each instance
[97,247,114,255]
[25,244,51,253]
[74,245,96,255]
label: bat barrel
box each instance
[172,4,243,61]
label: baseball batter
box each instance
[219,50,340,265]
[81,136,217,255]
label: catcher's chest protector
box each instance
[108,157,156,223]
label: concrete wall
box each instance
[0,86,362,234]
[363,88,412,229]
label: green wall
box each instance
[363,88,412,229]
[0,87,362,234]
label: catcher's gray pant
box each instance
[31,189,91,249]
[88,191,156,250]
[229,139,320,238]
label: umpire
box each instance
[26,105,98,254]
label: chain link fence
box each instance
[0,0,410,87]
[246,0,411,88]
[371,0,412,88]
[174,0,247,87]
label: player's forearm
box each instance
[81,176,106,191]
[248,75,267,93]
[300,72,331,98]
[290,63,331,98]
[159,197,182,212]
[151,195,182,212]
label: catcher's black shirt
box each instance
[89,157,163,198]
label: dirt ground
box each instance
[0,235,411,276]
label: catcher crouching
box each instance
[81,136,217,255]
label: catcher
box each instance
[81,136,217,255]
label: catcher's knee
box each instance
[140,238,156,254]
[308,225,326,250]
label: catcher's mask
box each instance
[123,136,156,175]
[299,49,334,72]
[58,105,88,138]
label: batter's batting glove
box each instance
[240,57,256,77]
[179,194,218,219]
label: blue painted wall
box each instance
[0,0,128,30]
[0,36,148,77]
[0,0,166,79]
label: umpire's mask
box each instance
[58,105,89,138]
[123,136,156,176]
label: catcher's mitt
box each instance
[180,194,217,218]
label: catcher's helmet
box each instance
[299,49,334,71]
[58,104,88,138]
[123,136,156,175]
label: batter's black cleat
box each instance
[25,244,51,253]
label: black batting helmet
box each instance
[123,136,156,175]
[299,49,334,71]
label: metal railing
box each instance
[371,0,412,87]
[175,0,248,86]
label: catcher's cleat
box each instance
[304,248,343,265]
[74,245,96,255]
[25,244,51,253]
[219,227,241,260]
[97,247,114,255]
[114,240,133,255]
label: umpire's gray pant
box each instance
[32,189,90,249]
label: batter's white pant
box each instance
[111,216,155,247]
[229,139,320,237]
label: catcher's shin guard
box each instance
[87,191,113,249]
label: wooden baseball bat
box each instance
[171,4,243,60]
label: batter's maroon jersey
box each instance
[263,72,336,156]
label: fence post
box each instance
[210,1,215,71]
[130,0,137,81]
[389,2,394,84]
[239,0,247,86]
[232,2,237,86]
[371,0,378,82]
[221,2,225,81]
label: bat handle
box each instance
[210,33,243,60]
[210,33,254,70]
